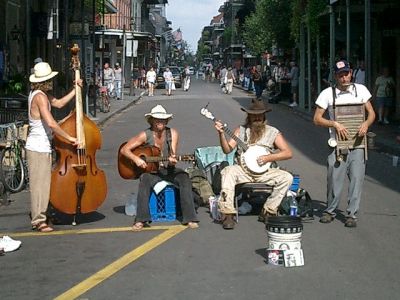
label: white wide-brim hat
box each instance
[29,62,58,83]
[145,105,173,120]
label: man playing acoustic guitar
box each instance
[213,100,293,229]
[120,105,199,231]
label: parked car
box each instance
[189,67,195,75]
[156,67,182,89]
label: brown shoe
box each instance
[222,214,235,230]
[258,211,276,223]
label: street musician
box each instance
[313,60,375,228]
[119,105,199,231]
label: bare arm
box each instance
[358,101,375,136]
[49,79,83,109]
[120,131,147,169]
[34,93,77,145]
[168,128,179,166]
[214,120,238,154]
[258,133,292,165]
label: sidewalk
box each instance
[234,83,400,157]
[89,87,144,127]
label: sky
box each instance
[166,0,226,53]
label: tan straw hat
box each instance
[145,105,173,120]
[241,99,272,114]
[29,62,58,83]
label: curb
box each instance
[96,93,144,127]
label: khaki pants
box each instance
[218,165,293,215]
[27,150,52,226]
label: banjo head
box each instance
[241,145,271,174]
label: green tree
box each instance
[243,0,293,56]
[290,0,327,42]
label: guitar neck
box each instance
[145,155,192,163]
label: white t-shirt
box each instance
[315,83,372,140]
[163,71,173,82]
[146,70,157,83]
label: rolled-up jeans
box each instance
[218,165,293,215]
[114,80,122,98]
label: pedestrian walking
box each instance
[103,62,114,97]
[288,61,299,107]
[113,63,122,100]
[163,67,173,96]
[224,67,235,94]
[373,66,395,124]
[146,66,157,97]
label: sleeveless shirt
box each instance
[25,90,52,153]
[144,127,171,158]
[239,124,279,151]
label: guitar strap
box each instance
[165,127,172,155]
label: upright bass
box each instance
[50,44,107,220]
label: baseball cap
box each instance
[334,60,350,74]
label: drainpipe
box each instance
[329,4,336,81]
[346,0,350,61]
[364,0,371,89]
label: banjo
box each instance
[200,107,271,175]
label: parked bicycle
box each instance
[0,121,29,193]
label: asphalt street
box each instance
[1,78,400,300]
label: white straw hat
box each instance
[145,105,173,120]
[29,62,58,83]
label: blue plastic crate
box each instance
[149,186,176,222]
[289,175,300,192]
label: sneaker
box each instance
[383,119,389,125]
[289,102,298,107]
[345,217,357,228]
[319,213,334,223]
[0,236,22,252]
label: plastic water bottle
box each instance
[289,196,298,216]
[125,193,137,216]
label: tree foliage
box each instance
[290,0,327,42]
[243,0,293,55]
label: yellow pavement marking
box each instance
[3,225,180,238]
[54,225,187,300]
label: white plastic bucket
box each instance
[267,231,302,250]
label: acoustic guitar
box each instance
[118,143,195,179]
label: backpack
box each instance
[186,167,215,207]
[279,189,314,219]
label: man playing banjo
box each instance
[213,100,293,229]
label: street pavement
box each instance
[1,78,400,300]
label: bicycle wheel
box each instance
[0,147,25,193]
[103,95,110,113]
[98,96,104,112]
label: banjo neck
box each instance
[222,125,248,151]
